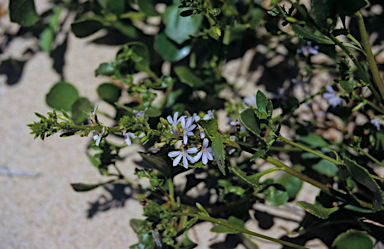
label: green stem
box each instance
[352,95,384,115]
[359,148,384,169]
[279,135,342,165]
[356,12,384,100]
[168,178,175,206]
[135,62,161,83]
[265,156,330,193]
[174,212,309,249]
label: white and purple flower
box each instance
[167,112,181,135]
[371,117,381,130]
[180,116,197,144]
[194,138,214,165]
[122,130,136,146]
[203,110,214,120]
[323,85,343,108]
[93,126,106,146]
[297,41,319,55]
[168,147,198,169]
[133,108,147,119]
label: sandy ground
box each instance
[0,1,328,248]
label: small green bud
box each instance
[150,178,159,187]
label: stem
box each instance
[174,212,309,249]
[352,95,384,114]
[356,12,384,100]
[279,135,342,165]
[135,62,161,83]
[168,178,175,205]
[359,148,384,169]
[265,155,330,193]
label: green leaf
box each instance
[264,185,289,206]
[126,42,150,71]
[164,4,203,44]
[296,133,328,147]
[229,166,260,187]
[145,106,161,117]
[154,33,192,62]
[296,201,339,219]
[312,159,339,177]
[9,0,40,27]
[137,0,159,16]
[291,24,334,44]
[70,179,114,192]
[129,219,155,248]
[71,97,94,124]
[97,0,125,15]
[174,66,203,89]
[343,157,383,212]
[71,18,105,38]
[139,153,172,179]
[332,229,373,249]
[196,203,210,216]
[358,217,384,241]
[95,62,115,76]
[275,173,303,199]
[256,90,268,115]
[175,232,198,249]
[250,149,266,162]
[46,81,80,112]
[339,80,354,93]
[211,216,244,234]
[97,83,122,105]
[211,136,226,175]
[197,119,218,138]
[311,0,338,29]
[239,108,261,135]
[40,28,54,53]
[85,151,99,167]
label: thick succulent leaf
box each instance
[264,185,289,206]
[240,108,261,135]
[154,33,192,62]
[71,97,94,124]
[275,173,303,199]
[164,4,203,44]
[97,83,122,105]
[46,81,79,111]
[332,229,373,249]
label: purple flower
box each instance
[133,108,147,119]
[168,147,198,169]
[193,113,206,138]
[203,110,214,120]
[122,130,136,146]
[93,126,106,146]
[194,138,214,165]
[297,41,319,55]
[180,116,196,144]
[244,95,257,108]
[323,85,343,108]
[89,104,98,124]
[167,112,181,135]
[371,118,381,130]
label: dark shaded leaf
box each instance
[197,119,218,138]
[358,217,384,242]
[139,152,172,179]
[240,108,260,135]
[343,157,383,212]
[211,216,244,234]
[175,232,197,249]
[229,166,260,187]
[312,159,339,177]
[71,179,114,192]
[138,0,159,16]
[95,62,115,76]
[264,185,289,206]
[71,18,105,38]
[275,173,303,199]
[256,90,268,115]
[9,0,40,27]
[174,66,203,88]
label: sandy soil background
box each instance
[0,0,329,248]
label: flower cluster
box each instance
[166,111,215,169]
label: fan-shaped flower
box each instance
[371,117,381,130]
[203,110,214,120]
[194,138,214,165]
[93,126,106,146]
[122,130,136,146]
[167,112,181,135]
[168,147,198,169]
[323,85,343,108]
[180,116,196,144]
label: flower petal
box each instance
[168,151,182,157]
[173,154,182,166]
[186,147,198,154]
[182,155,189,169]
[194,151,202,161]
[202,153,208,165]
[203,138,209,148]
